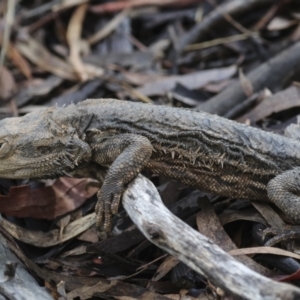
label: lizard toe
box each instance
[263,225,300,246]
[95,183,124,232]
[95,190,104,229]
[103,201,112,232]
[111,192,122,215]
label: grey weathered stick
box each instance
[0,224,53,300]
[123,175,300,300]
[198,41,300,115]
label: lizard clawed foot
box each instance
[262,225,300,246]
[95,183,123,233]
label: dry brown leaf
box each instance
[87,8,130,45]
[7,43,32,79]
[0,177,98,219]
[16,36,76,80]
[291,23,300,41]
[82,63,104,78]
[238,85,300,123]
[251,202,285,229]
[267,17,298,31]
[252,2,284,31]
[121,82,152,103]
[275,269,300,282]
[63,280,118,300]
[52,0,89,12]
[185,32,258,52]
[152,255,179,282]
[137,65,237,96]
[203,79,233,93]
[85,51,155,70]
[57,281,67,299]
[196,197,272,276]
[0,0,16,68]
[229,247,300,260]
[77,227,98,243]
[219,209,267,226]
[15,75,64,107]
[239,68,253,97]
[90,0,200,14]
[57,215,71,243]
[122,70,163,86]
[0,212,96,247]
[61,245,86,257]
[67,3,89,81]
[0,66,16,100]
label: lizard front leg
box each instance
[88,132,153,232]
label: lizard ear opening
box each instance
[0,142,10,158]
[46,117,71,137]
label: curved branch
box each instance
[123,175,300,300]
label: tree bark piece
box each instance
[123,175,300,300]
[198,41,300,115]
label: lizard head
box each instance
[0,108,91,179]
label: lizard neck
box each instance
[51,103,94,139]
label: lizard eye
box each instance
[0,141,10,158]
[37,146,51,154]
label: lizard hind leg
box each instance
[284,117,300,141]
[265,167,300,245]
[267,167,300,224]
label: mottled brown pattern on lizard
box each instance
[0,98,300,232]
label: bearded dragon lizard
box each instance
[0,98,299,235]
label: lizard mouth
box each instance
[31,151,77,178]
[0,151,76,179]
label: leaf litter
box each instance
[1,0,300,299]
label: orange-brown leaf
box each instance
[0,178,98,219]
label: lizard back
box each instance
[60,99,300,201]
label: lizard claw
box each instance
[262,225,300,246]
[95,183,124,232]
